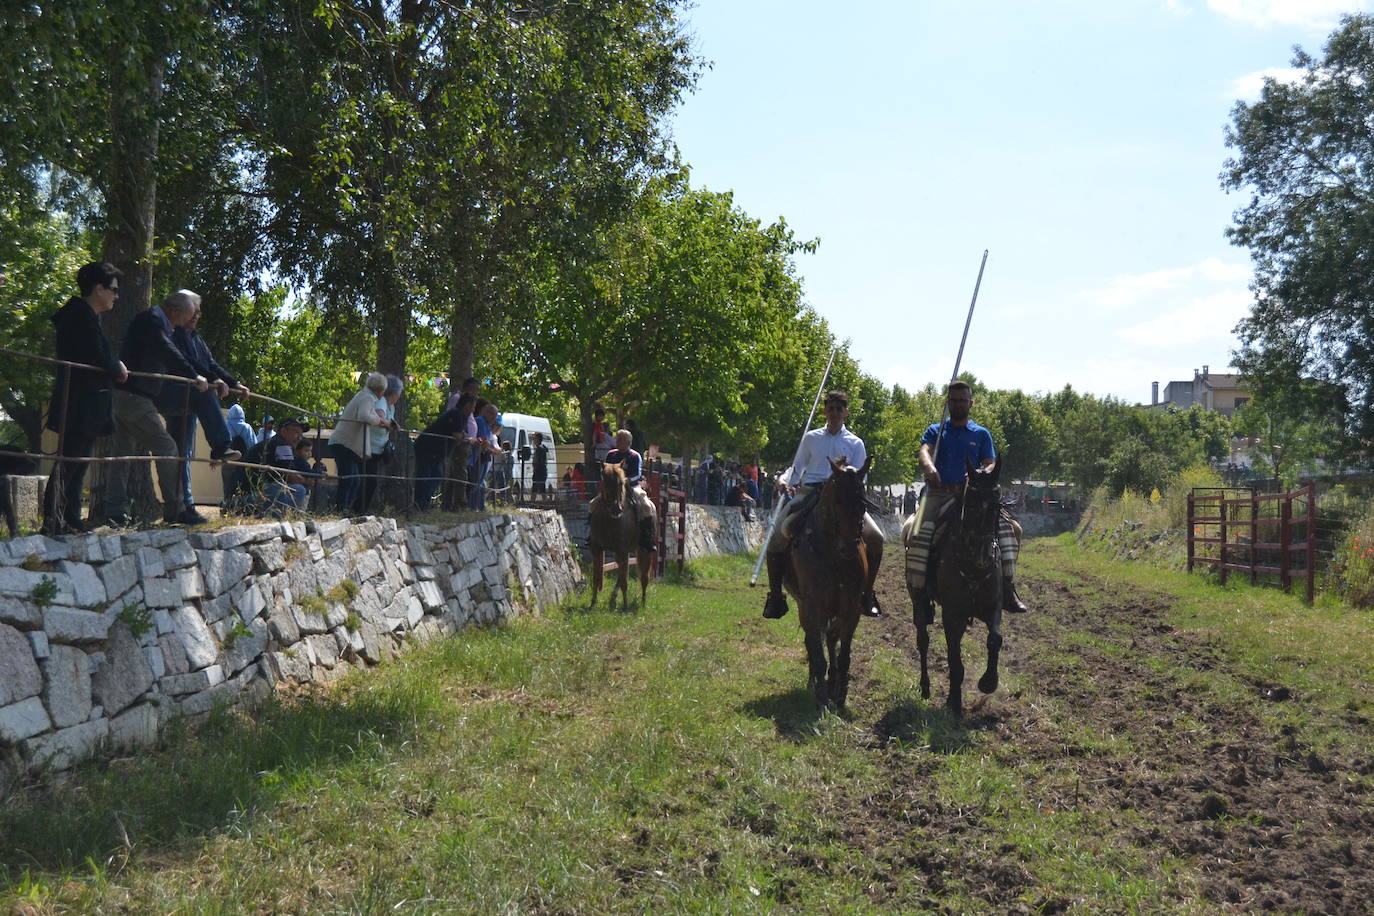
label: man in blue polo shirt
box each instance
[905,380,1028,622]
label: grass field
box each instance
[1,538,1371,914]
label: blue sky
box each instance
[668,0,1367,404]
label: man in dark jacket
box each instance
[159,297,246,523]
[42,262,128,533]
[107,289,209,525]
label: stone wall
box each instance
[680,504,903,558]
[0,511,581,775]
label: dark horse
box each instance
[588,462,655,610]
[903,457,1004,716]
[782,456,874,709]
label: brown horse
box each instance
[903,457,1004,716]
[588,462,656,610]
[782,455,874,709]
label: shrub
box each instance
[1334,506,1374,608]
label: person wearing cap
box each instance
[906,380,1028,621]
[258,417,316,514]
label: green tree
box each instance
[1223,13,1374,448]
[981,389,1058,483]
[1232,384,1342,487]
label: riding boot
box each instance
[1003,577,1029,614]
[762,551,790,619]
[638,515,657,552]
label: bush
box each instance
[1165,465,1224,529]
[1334,505,1374,608]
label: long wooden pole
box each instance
[749,345,838,586]
[909,249,989,537]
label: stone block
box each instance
[41,644,92,729]
[98,554,137,602]
[142,577,181,609]
[26,630,49,660]
[108,702,160,750]
[293,602,328,635]
[315,553,348,593]
[286,558,318,598]
[264,649,310,685]
[313,519,349,543]
[1,534,68,564]
[0,595,40,628]
[162,540,197,570]
[0,624,43,706]
[358,621,382,664]
[306,535,326,562]
[153,608,175,635]
[44,606,111,643]
[415,579,443,611]
[147,528,189,549]
[0,696,52,742]
[0,566,76,607]
[23,717,107,770]
[161,665,224,696]
[73,534,105,564]
[158,634,190,676]
[248,541,286,574]
[197,548,254,598]
[174,567,206,600]
[135,546,166,578]
[171,605,219,670]
[267,602,301,646]
[235,581,268,623]
[91,622,155,716]
[406,594,424,628]
[353,548,384,583]
[201,592,234,624]
[144,645,166,679]
[56,561,106,608]
[224,619,268,676]
[304,633,338,668]
[415,564,437,581]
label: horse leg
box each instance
[824,628,840,705]
[911,588,932,700]
[638,548,651,608]
[803,624,828,708]
[590,546,603,607]
[615,553,629,611]
[833,619,857,710]
[944,615,967,717]
[978,607,1004,695]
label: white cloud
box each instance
[1207,0,1368,28]
[1228,66,1306,100]
[1082,258,1249,310]
[1115,288,1254,346]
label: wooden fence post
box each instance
[1186,490,1195,573]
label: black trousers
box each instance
[44,430,97,525]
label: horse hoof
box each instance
[978,673,998,695]
[919,677,931,700]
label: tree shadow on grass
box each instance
[741,688,853,742]
[0,680,436,879]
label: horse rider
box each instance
[603,428,658,551]
[906,380,1029,625]
[762,390,884,620]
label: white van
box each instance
[496,412,558,496]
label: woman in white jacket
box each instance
[329,372,387,513]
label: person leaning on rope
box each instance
[761,390,885,620]
[905,380,1028,624]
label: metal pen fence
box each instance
[1187,484,1317,603]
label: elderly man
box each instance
[107,289,210,525]
[159,294,247,523]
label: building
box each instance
[1144,366,1250,417]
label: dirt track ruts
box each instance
[830,553,1374,914]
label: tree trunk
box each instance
[91,49,166,523]
[374,270,412,513]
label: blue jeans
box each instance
[164,392,235,510]
[468,458,490,511]
[262,481,306,516]
[331,443,364,513]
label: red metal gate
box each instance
[1187,482,1316,603]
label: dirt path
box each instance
[837,553,1374,915]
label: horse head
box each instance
[821,455,873,539]
[599,462,626,517]
[958,456,1002,550]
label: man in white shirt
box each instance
[762,390,884,619]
